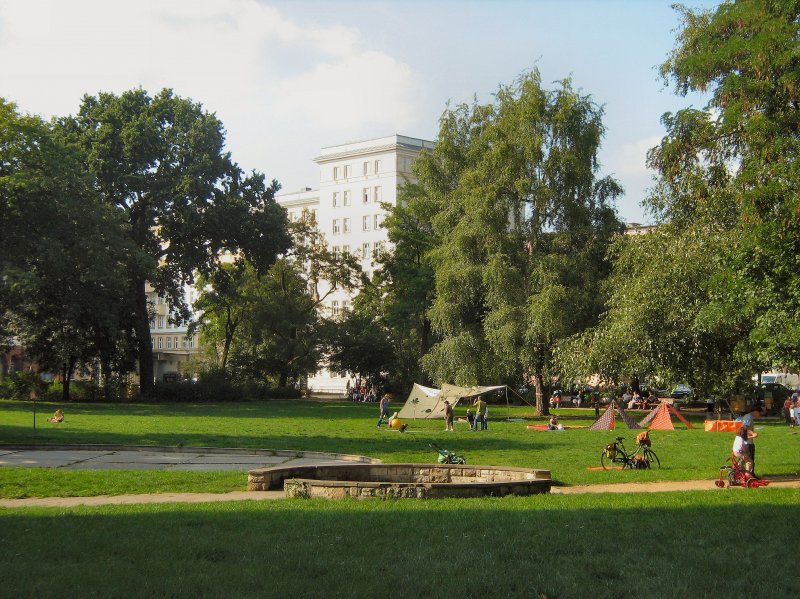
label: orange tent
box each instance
[645,402,694,430]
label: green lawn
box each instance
[2,490,799,598]
[1,398,799,498]
[2,398,799,598]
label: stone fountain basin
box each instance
[248,463,551,499]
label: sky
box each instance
[0,0,717,224]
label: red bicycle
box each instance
[715,454,770,489]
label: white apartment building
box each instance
[278,134,434,393]
[147,283,201,382]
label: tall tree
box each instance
[657,0,800,370]
[1,99,135,399]
[57,89,290,392]
[194,215,361,386]
[414,71,622,413]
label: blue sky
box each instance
[0,0,717,223]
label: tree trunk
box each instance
[134,277,154,393]
[418,317,432,385]
[533,374,550,417]
[101,356,113,402]
[62,355,76,402]
[279,372,288,388]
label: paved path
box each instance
[0,445,373,472]
[3,478,800,509]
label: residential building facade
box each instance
[278,134,434,393]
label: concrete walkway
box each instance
[3,478,800,509]
[0,444,377,472]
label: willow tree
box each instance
[417,71,622,413]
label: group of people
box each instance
[624,390,658,410]
[782,392,800,427]
[348,379,382,403]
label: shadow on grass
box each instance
[0,428,551,460]
[1,491,798,598]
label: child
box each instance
[444,400,454,432]
[466,409,475,429]
[732,425,757,474]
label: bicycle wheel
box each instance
[600,450,612,470]
[645,449,660,469]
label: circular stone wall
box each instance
[248,463,551,499]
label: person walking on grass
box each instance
[377,393,391,427]
[444,400,454,432]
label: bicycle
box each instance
[600,436,660,470]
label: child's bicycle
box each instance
[600,436,660,470]
[715,454,770,489]
[430,443,466,465]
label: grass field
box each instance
[2,398,799,598]
[2,490,799,598]
[2,398,800,497]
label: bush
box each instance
[141,372,301,403]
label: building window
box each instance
[333,246,340,258]
[374,186,382,202]
[157,316,164,328]
[342,300,350,313]
[182,337,187,348]
[362,242,370,259]
[188,336,194,349]
[363,161,370,175]
[362,215,370,231]
[151,338,155,349]
[343,190,351,206]
[343,218,350,233]
[174,337,179,349]
[332,192,339,207]
[362,188,370,203]
[344,165,351,178]
[158,337,163,349]
[375,160,381,173]
[332,301,340,317]
[333,219,340,234]
[333,166,340,180]
[374,213,381,230]
[342,245,350,255]
[167,337,172,349]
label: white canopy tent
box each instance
[397,383,507,419]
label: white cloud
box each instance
[0,0,426,184]
[273,50,424,131]
[605,135,661,178]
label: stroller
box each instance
[430,443,466,465]
[715,453,770,489]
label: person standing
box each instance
[444,400,454,432]
[377,393,391,427]
[739,406,762,472]
[472,397,486,431]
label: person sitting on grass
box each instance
[547,415,559,430]
[47,409,64,423]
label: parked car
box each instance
[670,384,693,404]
